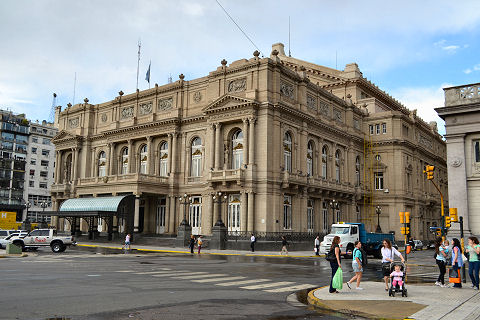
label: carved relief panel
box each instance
[121,106,134,120]
[68,117,79,129]
[228,78,246,93]
[280,82,294,99]
[158,97,173,111]
[139,102,153,116]
[307,95,317,111]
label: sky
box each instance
[1,1,480,135]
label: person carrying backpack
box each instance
[346,241,364,290]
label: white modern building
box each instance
[436,82,480,236]
[24,120,58,224]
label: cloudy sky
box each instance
[1,0,480,134]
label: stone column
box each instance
[108,143,114,176]
[167,133,173,175]
[209,124,215,170]
[203,193,213,235]
[215,123,222,170]
[171,133,177,174]
[168,195,176,234]
[134,195,140,233]
[247,191,255,231]
[55,151,61,182]
[241,191,248,231]
[242,118,249,166]
[249,117,256,165]
[147,136,153,175]
[72,147,79,182]
[127,140,134,174]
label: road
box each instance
[0,247,438,320]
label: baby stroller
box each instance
[388,261,407,297]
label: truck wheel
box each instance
[345,244,354,259]
[51,242,63,253]
[59,245,66,252]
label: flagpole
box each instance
[136,39,141,91]
[149,60,151,89]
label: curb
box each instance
[76,244,324,258]
[0,253,29,258]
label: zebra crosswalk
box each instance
[115,268,315,293]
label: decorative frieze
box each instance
[353,118,360,130]
[68,117,79,129]
[319,101,329,117]
[334,109,343,123]
[280,82,294,99]
[121,106,134,120]
[158,97,173,111]
[307,95,317,110]
[419,134,433,149]
[228,78,246,93]
[101,113,108,122]
[193,91,202,103]
[139,102,153,116]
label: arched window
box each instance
[121,148,129,174]
[283,132,292,172]
[98,151,106,177]
[139,145,148,174]
[191,137,202,177]
[232,130,243,170]
[65,154,72,181]
[321,146,328,179]
[335,150,341,182]
[355,156,361,186]
[307,199,314,232]
[307,141,314,176]
[159,142,168,177]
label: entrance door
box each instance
[228,194,241,233]
[156,197,166,234]
[139,207,144,233]
[97,218,103,232]
[189,196,202,235]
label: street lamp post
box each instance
[22,201,32,232]
[211,191,228,250]
[329,199,339,233]
[375,205,382,233]
[39,201,49,228]
[175,194,192,247]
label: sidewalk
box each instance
[308,281,480,320]
[76,241,322,258]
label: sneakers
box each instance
[435,281,441,286]
[470,285,475,288]
[440,284,449,288]
[355,287,364,290]
[346,282,351,289]
[474,287,479,290]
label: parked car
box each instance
[0,233,28,249]
[0,230,27,240]
[413,240,423,251]
[10,229,76,252]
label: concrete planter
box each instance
[6,243,22,254]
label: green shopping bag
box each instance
[332,268,343,290]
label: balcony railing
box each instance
[78,173,169,186]
[208,169,244,183]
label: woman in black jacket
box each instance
[329,236,342,293]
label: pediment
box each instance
[202,95,258,114]
[52,130,81,143]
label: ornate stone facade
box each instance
[50,43,446,241]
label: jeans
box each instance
[468,260,480,289]
[453,263,462,288]
[329,261,339,293]
[250,242,255,252]
[436,259,446,285]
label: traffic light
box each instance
[423,165,435,180]
[399,212,405,224]
[449,208,458,222]
[405,212,410,223]
[401,226,410,235]
[436,229,441,236]
[445,216,451,228]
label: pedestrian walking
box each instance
[346,241,363,290]
[314,236,320,256]
[328,235,342,293]
[449,238,464,288]
[124,233,131,253]
[250,233,256,252]
[189,234,195,254]
[197,235,203,254]
[280,236,288,255]
[466,236,480,290]
[381,238,404,291]
[434,237,449,287]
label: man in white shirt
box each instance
[314,236,320,256]
[250,234,256,252]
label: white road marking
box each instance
[114,270,136,273]
[169,272,211,279]
[264,284,314,292]
[134,270,175,275]
[240,281,295,290]
[172,273,227,280]
[87,274,101,277]
[151,271,196,278]
[191,276,245,283]
[215,279,271,286]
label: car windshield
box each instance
[330,227,350,235]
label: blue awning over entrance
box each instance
[60,196,129,212]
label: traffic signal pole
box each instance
[424,166,446,240]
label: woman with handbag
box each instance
[328,236,342,293]
[434,237,449,287]
[381,239,404,291]
[450,238,464,288]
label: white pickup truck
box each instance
[10,229,76,253]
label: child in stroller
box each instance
[388,261,407,297]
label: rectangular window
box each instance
[29,180,34,187]
[31,147,37,154]
[40,171,48,178]
[41,160,49,166]
[475,141,480,163]
[375,124,380,135]
[382,123,387,134]
[41,149,49,156]
[369,125,374,135]
[283,196,292,230]
[307,200,314,232]
[30,159,36,165]
[32,137,38,143]
[30,169,35,176]
[39,183,47,189]
[42,138,51,145]
[322,202,328,232]
[374,172,384,190]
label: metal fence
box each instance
[226,231,324,243]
